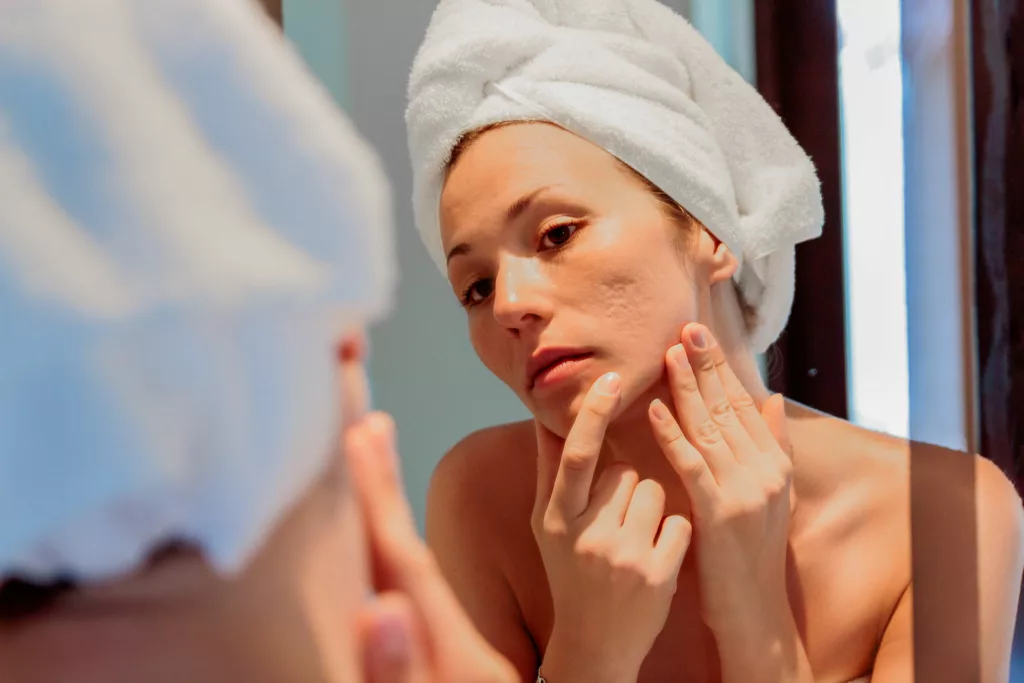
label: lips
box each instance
[527,347,594,390]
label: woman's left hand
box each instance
[648,323,811,683]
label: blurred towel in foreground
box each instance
[0,0,396,582]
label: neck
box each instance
[602,381,694,517]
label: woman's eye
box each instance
[463,279,494,306]
[540,223,579,249]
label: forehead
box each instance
[439,123,625,236]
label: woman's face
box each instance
[440,123,706,436]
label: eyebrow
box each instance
[445,185,557,266]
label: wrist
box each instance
[714,607,809,683]
[541,629,640,683]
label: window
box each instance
[836,0,911,439]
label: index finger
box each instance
[344,414,474,636]
[705,339,780,456]
[532,420,564,524]
[548,372,621,521]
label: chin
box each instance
[539,398,584,439]
[616,368,670,420]
[525,389,587,439]
[533,381,652,440]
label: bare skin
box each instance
[430,122,1024,683]
[0,337,517,683]
[431,396,1024,682]
[0,452,371,683]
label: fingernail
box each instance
[669,344,686,368]
[373,612,411,663]
[596,372,621,396]
[650,399,670,421]
[368,414,400,471]
[689,326,706,349]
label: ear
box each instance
[257,0,283,28]
[695,229,739,286]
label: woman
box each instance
[405,1,1024,681]
[0,2,515,681]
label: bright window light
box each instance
[837,0,910,437]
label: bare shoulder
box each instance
[786,399,1017,516]
[794,403,1022,532]
[425,419,539,560]
[787,403,913,541]
[790,397,1024,592]
[972,455,1024,531]
[428,419,537,517]
[833,423,1024,679]
[424,420,544,679]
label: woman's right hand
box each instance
[345,413,518,683]
[532,372,692,683]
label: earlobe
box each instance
[699,230,739,285]
[710,243,739,284]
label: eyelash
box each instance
[459,221,583,309]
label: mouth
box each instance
[528,349,595,392]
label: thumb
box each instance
[358,592,431,683]
[532,419,563,522]
[760,393,793,459]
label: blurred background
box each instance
[276,0,1022,677]
[279,0,979,533]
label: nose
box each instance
[492,256,553,336]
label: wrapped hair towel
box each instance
[406,0,824,353]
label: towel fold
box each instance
[406,0,824,353]
[0,0,395,581]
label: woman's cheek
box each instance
[469,323,514,385]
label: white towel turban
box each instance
[0,0,395,581]
[406,0,824,353]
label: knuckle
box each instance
[676,371,701,394]
[740,494,766,517]
[608,553,645,578]
[582,398,612,420]
[574,534,609,561]
[644,567,676,593]
[640,477,666,497]
[763,472,790,499]
[560,448,593,472]
[708,399,736,422]
[635,479,666,505]
[679,459,705,481]
[695,353,717,373]
[664,425,688,449]
[539,513,569,540]
[674,518,694,545]
[607,461,639,481]
[719,494,760,521]
[669,445,704,478]
[693,419,723,447]
[599,462,638,491]
[728,390,757,411]
[777,458,794,480]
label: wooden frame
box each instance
[754,0,848,419]
[970,0,1024,492]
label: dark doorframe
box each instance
[971,0,1024,492]
[755,0,849,419]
